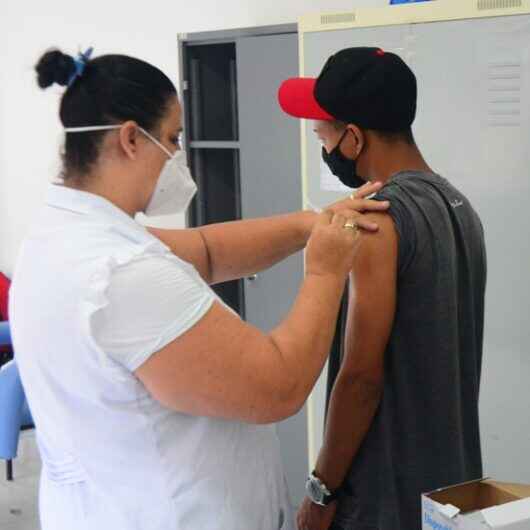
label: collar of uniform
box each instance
[45,183,143,232]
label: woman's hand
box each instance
[305,211,360,280]
[301,182,389,240]
[323,181,389,233]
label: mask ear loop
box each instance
[64,125,180,162]
[138,128,175,159]
[334,128,350,153]
[64,125,122,133]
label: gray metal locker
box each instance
[178,25,310,508]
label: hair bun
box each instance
[35,49,76,89]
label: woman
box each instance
[9,48,389,530]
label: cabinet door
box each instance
[237,33,308,508]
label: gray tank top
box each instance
[329,171,487,530]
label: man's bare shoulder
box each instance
[353,211,398,271]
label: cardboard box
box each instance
[422,478,530,530]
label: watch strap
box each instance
[309,471,342,505]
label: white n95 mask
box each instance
[139,128,197,217]
[64,124,198,217]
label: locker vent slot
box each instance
[320,12,356,25]
[477,0,522,10]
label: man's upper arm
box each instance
[340,212,398,383]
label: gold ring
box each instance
[343,221,358,230]
[350,193,356,201]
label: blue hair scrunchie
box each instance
[67,47,94,87]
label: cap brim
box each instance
[278,78,334,120]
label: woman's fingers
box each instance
[353,180,383,199]
[356,198,390,212]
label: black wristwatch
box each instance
[305,471,341,506]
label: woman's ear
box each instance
[118,121,141,161]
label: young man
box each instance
[279,47,487,530]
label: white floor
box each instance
[0,431,41,530]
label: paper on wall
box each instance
[319,156,352,193]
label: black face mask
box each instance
[321,129,365,189]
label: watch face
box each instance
[306,477,325,505]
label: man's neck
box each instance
[365,143,432,186]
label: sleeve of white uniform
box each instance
[88,253,215,372]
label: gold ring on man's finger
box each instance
[343,221,358,231]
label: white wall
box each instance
[0,0,387,275]
[0,12,7,270]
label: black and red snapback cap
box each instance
[278,47,417,131]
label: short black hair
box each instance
[375,128,415,145]
[331,120,415,146]
[35,49,177,179]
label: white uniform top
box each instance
[10,185,293,530]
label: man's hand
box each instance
[323,181,389,233]
[296,497,337,530]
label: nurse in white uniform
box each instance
[9,47,389,530]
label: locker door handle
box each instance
[247,274,259,282]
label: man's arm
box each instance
[297,211,397,530]
[316,212,397,487]
[313,212,397,491]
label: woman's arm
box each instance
[148,182,388,284]
[136,211,359,424]
[148,210,314,285]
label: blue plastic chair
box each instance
[0,321,34,481]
